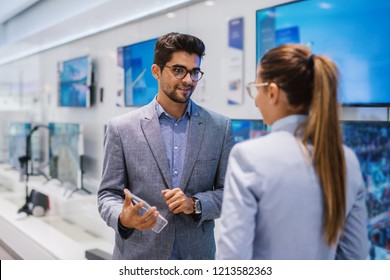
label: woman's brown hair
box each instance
[260,44,346,245]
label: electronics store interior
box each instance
[0,0,388,260]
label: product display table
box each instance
[0,164,114,259]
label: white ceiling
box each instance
[0,0,41,24]
[0,0,200,65]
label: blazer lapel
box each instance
[180,104,205,190]
[140,105,172,189]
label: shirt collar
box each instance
[271,114,308,134]
[153,96,192,119]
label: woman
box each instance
[217,44,368,259]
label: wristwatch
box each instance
[193,198,202,214]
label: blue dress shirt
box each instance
[154,98,191,259]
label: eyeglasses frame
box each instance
[246,82,270,99]
[159,64,204,82]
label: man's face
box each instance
[156,51,201,104]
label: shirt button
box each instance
[174,146,178,150]
[173,170,178,175]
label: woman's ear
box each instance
[267,82,282,105]
[151,64,160,79]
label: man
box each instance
[98,32,233,259]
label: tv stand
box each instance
[67,185,91,198]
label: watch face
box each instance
[195,199,202,214]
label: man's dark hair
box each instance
[154,32,205,67]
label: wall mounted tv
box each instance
[231,119,269,144]
[8,122,42,171]
[8,122,31,169]
[256,0,390,106]
[48,123,83,188]
[341,121,390,260]
[58,55,93,107]
[117,38,158,106]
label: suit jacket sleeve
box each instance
[97,119,128,237]
[336,148,369,260]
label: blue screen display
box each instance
[256,0,390,106]
[231,119,269,144]
[48,123,82,188]
[118,38,158,106]
[341,121,390,260]
[8,123,31,169]
[59,56,91,107]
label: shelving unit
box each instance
[0,164,114,259]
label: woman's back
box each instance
[217,44,368,260]
[217,117,368,259]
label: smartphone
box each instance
[130,193,168,233]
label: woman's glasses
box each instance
[246,82,269,99]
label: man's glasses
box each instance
[161,65,204,82]
[246,82,269,99]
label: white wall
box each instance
[0,0,389,192]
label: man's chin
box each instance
[175,98,189,104]
[175,92,192,103]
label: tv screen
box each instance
[256,0,390,106]
[231,119,269,144]
[48,123,83,188]
[58,55,92,107]
[117,38,158,106]
[8,122,31,169]
[341,121,390,260]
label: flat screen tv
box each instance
[48,123,83,188]
[341,121,390,260]
[58,55,92,107]
[231,119,269,144]
[117,38,158,106]
[8,122,31,169]
[256,0,390,106]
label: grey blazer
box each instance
[98,100,233,259]
[217,115,369,259]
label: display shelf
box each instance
[0,163,114,259]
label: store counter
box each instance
[0,164,114,259]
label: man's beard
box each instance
[163,83,194,104]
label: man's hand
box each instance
[119,189,159,230]
[161,188,194,215]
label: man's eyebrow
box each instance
[171,64,200,70]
